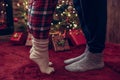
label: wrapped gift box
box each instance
[25,33,32,46]
[52,35,70,52]
[10,32,27,45]
[68,29,86,46]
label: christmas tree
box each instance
[50,0,81,34]
[12,0,28,32]
[0,0,7,29]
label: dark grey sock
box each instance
[64,45,88,64]
[65,51,104,72]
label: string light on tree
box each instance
[13,0,28,32]
[50,0,81,34]
[0,0,8,26]
[0,1,8,14]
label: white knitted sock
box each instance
[29,38,54,74]
[30,46,53,66]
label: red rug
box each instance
[0,41,120,80]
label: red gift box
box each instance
[25,33,32,46]
[10,32,27,45]
[52,34,70,52]
[68,29,86,46]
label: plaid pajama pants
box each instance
[28,0,58,39]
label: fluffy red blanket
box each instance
[0,42,120,80]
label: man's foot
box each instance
[64,53,86,64]
[65,51,104,72]
[64,45,88,64]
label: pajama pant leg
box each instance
[73,0,107,53]
[28,0,58,39]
